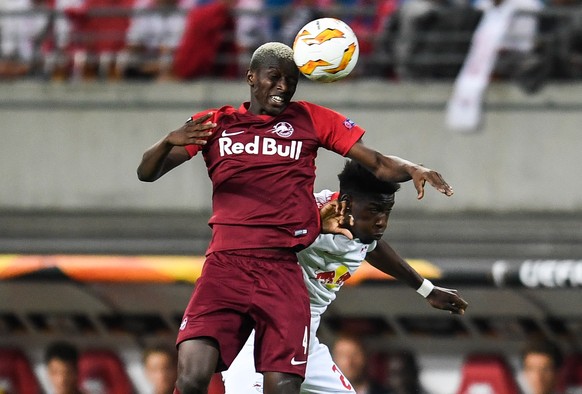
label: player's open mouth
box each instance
[270,95,285,105]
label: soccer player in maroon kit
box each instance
[137,42,454,394]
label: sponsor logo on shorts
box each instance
[180,317,187,331]
[290,357,307,366]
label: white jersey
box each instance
[222,190,374,394]
[301,189,377,319]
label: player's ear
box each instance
[339,194,352,210]
[246,70,254,86]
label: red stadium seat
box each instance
[60,0,135,79]
[557,353,582,393]
[78,349,134,394]
[456,354,520,394]
[0,348,41,394]
[68,0,134,54]
[173,1,238,79]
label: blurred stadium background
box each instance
[2,2,582,393]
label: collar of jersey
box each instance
[239,102,285,121]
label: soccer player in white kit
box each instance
[222,160,469,394]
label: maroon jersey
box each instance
[186,101,365,254]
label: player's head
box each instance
[338,160,400,244]
[143,344,178,394]
[521,339,563,394]
[332,334,369,386]
[45,341,80,394]
[387,351,422,394]
[247,42,299,116]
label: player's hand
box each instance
[320,200,353,239]
[166,112,216,147]
[426,286,468,315]
[410,165,454,199]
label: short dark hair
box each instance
[338,160,400,197]
[45,341,79,366]
[522,338,564,369]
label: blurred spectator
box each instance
[44,0,87,81]
[142,344,177,394]
[474,0,547,93]
[445,0,543,132]
[332,334,390,394]
[386,350,427,394]
[521,338,563,394]
[383,0,479,80]
[546,0,582,80]
[172,0,238,79]
[55,0,134,81]
[0,0,51,79]
[277,0,328,46]
[45,341,86,394]
[234,0,274,70]
[115,0,191,81]
[348,0,396,56]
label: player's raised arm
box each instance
[366,240,468,315]
[137,113,215,182]
[346,140,454,199]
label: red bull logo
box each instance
[315,269,351,287]
[219,135,302,161]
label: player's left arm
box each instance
[346,140,453,200]
[366,240,468,315]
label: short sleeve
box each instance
[299,101,365,156]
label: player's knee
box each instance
[175,372,211,394]
[263,372,303,394]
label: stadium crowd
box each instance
[2,336,582,393]
[1,0,582,83]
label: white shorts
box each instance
[222,330,356,394]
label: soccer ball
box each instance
[292,18,359,83]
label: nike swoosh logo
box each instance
[221,130,245,137]
[290,357,307,366]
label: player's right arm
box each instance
[346,141,453,200]
[366,240,468,315]
[137,112,215,182]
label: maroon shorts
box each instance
[176,249,311,377]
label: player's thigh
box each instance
[301,343,356,394]
[253,261,310,376]
[177,252,255,368]
[177,338,220,381]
